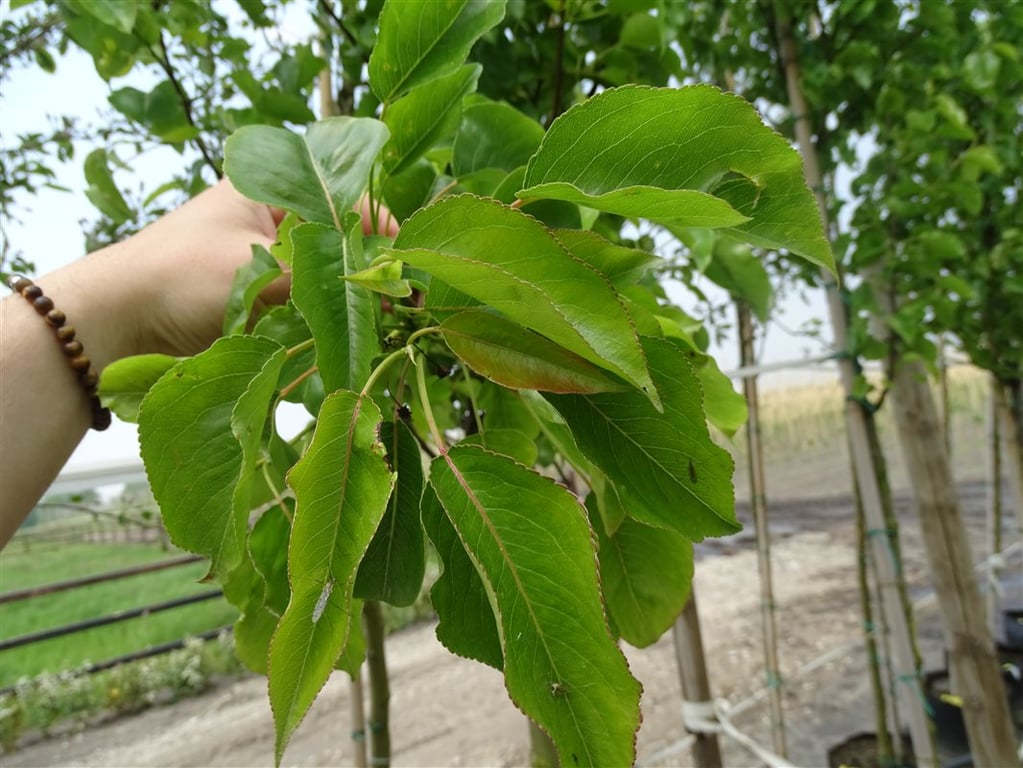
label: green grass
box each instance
[0,541,237,689]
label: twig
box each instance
[149,29,221,178]
[317,0,358,46]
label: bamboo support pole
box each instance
[672,590,723,768]
[853,467,896,765]
[736,302,788,759]
[772,7,938,765]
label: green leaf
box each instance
[452,99,546,176]
[354,421,426,606]
[620,12,663,51]
[420,484,503,669]
[223,245,283,335]
[252,303,321,410]
[369,0,507,102]
[441,310,631,394]
[109,81,199,142]
[139,336,286,580]
[291,218,377,393]
[224,117,389,229]
[462,427,538,467]
[83,150,130,226]
[69,0,137,33]
[230,504,291,674]
[99,353,178,423]
[33,47,56,73]
[695,354,747,438]
[268,391,395,764]
[381,159,437,222]
[389,195,659,407]
[520,85,835,272]
[381,64,481,177]
[429,445,641,767]
[593,511,693,648]
[344,259,412,298]
[546,337,739,540]
[552,229,659,287]
[963,49,1000,93]
[704,238,773,323]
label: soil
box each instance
[4,478,1019,768]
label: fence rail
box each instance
[0,550,230,696]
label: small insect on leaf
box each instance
[688,458,698,484]
[550,681,566,698]
[312,579,334,624]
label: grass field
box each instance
[0,540,237,689]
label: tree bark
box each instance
[890,359,1019,766]
[772,5,938,765]
[363,601,391,767]
[672,592,723,768]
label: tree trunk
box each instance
[672,591,723,768]
[363,601,391,767]
[890,359,1019,766]
[350,670,368,768]
[772,6,938,765]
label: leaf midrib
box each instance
[442,452,594,765]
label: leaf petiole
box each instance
[415,353,447,453]
[359,326,441,398]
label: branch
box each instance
[149,29,221,179]
[317,0,358,46]
[0,11,62,65]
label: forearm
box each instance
[1,243,141,545]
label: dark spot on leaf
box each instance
[688,459,698,484]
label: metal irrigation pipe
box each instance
[0,590,223,651]
[0,555,203,604]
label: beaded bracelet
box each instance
[8,276,112,431]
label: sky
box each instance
[0,3,837,478]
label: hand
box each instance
[49,178,398,364]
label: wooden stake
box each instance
[672,591,723,768]
[736,301,788,759]
[986,375,1003,640]
[890,360,1020,766]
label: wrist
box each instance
[35,240,148,371]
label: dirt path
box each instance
[5,484,1015,767]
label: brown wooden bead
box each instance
[63,340,84,357]
[33,295,54,315]
[45,309,66,327]
[10,277,32,293]
[80,369,99,388]
[69,355,91,373]
[92,406,112,431]
[56,325,76,342]
[23,284,42,300]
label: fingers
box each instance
[356,196,400,237]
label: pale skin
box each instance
[0,179,396,547]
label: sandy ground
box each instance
[5,477,1017,768]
